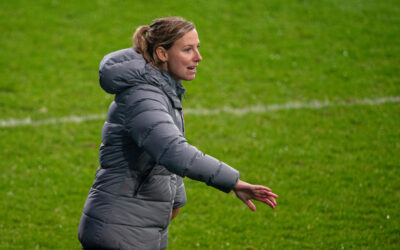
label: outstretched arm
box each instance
[234,180,278,211]
[126,87,239,193]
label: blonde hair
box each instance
[133,17,195,68]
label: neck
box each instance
[159,62,180,81]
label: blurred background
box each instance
[0,0,399,249]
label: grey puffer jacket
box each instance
[78,48,239,250]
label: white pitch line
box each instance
[0,96,399,128]
[184,96,400,115]
[0,114,106,128]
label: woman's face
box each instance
[165,29,202,81]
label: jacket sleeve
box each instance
[125,87,239,193]
[173,176,187,208]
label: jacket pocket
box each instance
[135,166,174,202]
[133,169,153,196]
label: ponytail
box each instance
[132,25,153,64]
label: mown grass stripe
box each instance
[1,96,399,128]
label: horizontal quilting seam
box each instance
[128,109,169,122]
[129,97,166,109]
[103,57,140,67]
[92,187,172,202]
[184,151,200,177]
[141,120,174,146]
[157,136,180,164]
[82,212,164,229]
[208,162,222,186]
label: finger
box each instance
[252,194,277,208]
[254,191,273,199]
[267,192,279,198]
[267,197,277,206]
[254,197,276,209]
[254,191,278,201]
[254,190,270,197]
[246,200,256,211]
[254,185,271,192]
[254,188,274,195]
[262,197,275,209]
[254,188,278,195]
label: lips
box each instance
[187,66,197,73]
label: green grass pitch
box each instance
[0,0,399,249]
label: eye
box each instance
[184,48,191,52]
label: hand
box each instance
[234,180,278,211]
[171,208,180,220]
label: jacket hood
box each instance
[99,48,185,108]
[99,48,152,94]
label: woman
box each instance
[78,17,278,250]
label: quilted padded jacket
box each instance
[78,48,239,250]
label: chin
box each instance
[184,75,196,81]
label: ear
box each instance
[155,46,168,62]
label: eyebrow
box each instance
[183,42,201,47]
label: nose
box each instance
[194,49,202,62]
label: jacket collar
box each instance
[144,63,185,109]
